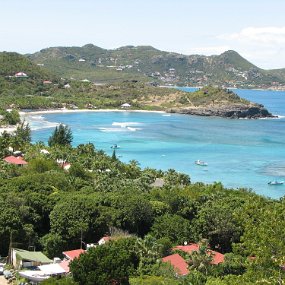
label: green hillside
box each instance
[28,44,285,88]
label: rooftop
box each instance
[62,249,85,261]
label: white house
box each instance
[121,103,131,108]
[15,72,28,78]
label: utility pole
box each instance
[8,231,13,265]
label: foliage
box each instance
[0,132,284,283]
[48,124,73,147]
[70,238,138,285]
[0,109,20,125]
[150,214,192,244]
[41,276,78,284]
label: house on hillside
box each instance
[3,156,28,166]
[15,72,28,78]
[162,253,189,275]
[162,243,224,276]
[43,80,52,84]
[98,236,112,245]
[121,103,131,109]
[62,249,86,261]
[12,248,52,269]
[174,244,224,265]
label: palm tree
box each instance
[135,235,162,275]
[186,239,213,275]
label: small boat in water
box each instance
[195,160,208,166]
[111,144,120,149]
[268,180,284,185]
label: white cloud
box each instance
[219,26,285,45]
[216,26,285,69]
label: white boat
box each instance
[19,271,50,282]
[268,180,284,185]
[195,160,208,166]
[111,144,120,149]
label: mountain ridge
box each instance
[27,44,285,89]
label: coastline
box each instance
[0,109,163,134]
[20,108,166,116]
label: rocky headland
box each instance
[161,86,275,119]
[169,103,274,119]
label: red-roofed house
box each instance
[98,236,111,245]
[173,244,224,265]
[58,260,70,273]
[62,249,85,261]
[162,253,189,275]
[4,156,28,165]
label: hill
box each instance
[28,44,285,89]
[0,52,273,118]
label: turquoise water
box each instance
[26,89,285,198]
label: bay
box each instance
[26,88,285,199]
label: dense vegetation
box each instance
[0,125,284,285]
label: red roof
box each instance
[173,244,224,265]
[4,156,28,165]
[62,249,85,261]
[58,260,70,273]
[162,253,189,275]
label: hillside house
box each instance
[3,155,28,166]
[121,103,131,109]
[62,249,86,261]
[162,243,224,276]
[15,72,28,78]
[162,253,189,275]
[12,248,52,269]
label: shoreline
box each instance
[20,108,166,116]
[2,108,165,134]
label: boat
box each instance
[268,180,284,185]
[111,144,120,149]
[195,160,208,166]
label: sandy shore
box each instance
[20,108,166,116]
[0,108,166,134]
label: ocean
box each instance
[25,88,285,199]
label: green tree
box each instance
[135,235,162,275]
[13,121,31,147]
[70,238,138,285]
[48,124,73,147]
[150,214,192,244]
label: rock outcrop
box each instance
[169,103,275,119]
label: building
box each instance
[174,244,225,265]
[15,72,28,78]
[162,243,224,276]
[12,248,52,269]
[98,236,112,245]
[162,253,189,275]
[62,249,85,261]
[121,103,131,108]
[3,156,28,166]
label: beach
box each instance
[0,126,17,135]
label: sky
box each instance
[1,0,285,69]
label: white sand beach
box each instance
[20,108,166,116]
